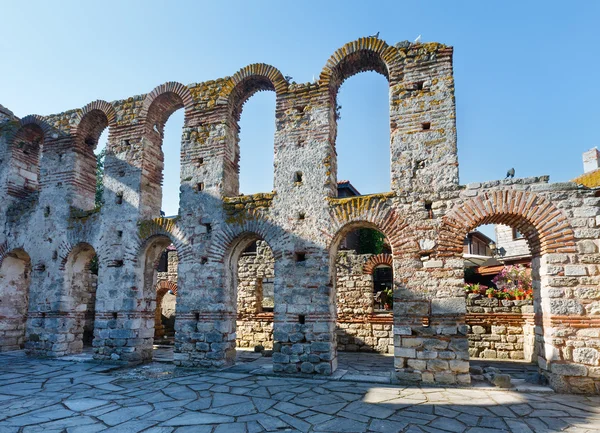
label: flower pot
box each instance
[487,294,494,298]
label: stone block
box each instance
[272,353,290,364]
[449,360,469,373]
[395,370,422,382]
[573,348,599,366]
[472,326,486,335]
[427,359,449,371]
[565,265,588,276]
[395,347,416,358]
[315,363,331,375]
[416,350,437,360]
[550,299,585,315]
[300,362,315,373]
[431,298,466,315]
[482,349,497,359]
[407,359,427,370]
[550,363,588,377]
[434,372,456,384]
[492,374,512,388]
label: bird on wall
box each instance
[369,31,380,38]
[414,34,422,43]
[506,168,515,179]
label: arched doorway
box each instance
[0,249,31,351]
[225,234,276,363]
[437,191,578,388]
[463,223,539,384]
[331,223,395,378]
[139,235,180,362]
[62,243,98,354]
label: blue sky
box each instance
[1,0,599,239]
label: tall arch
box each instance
[0,248,31,351]
[70,101,117,210]
[138,82,193,219]
[5,116,50,199]
[319,38,400,195]
[220,64,286,196]
[319,37,399,103]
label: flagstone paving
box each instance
[0,351,599,432]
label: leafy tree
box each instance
[95,149,106,208]
[358,228,386,255]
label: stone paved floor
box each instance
[1,351,599,432]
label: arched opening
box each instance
[238,91,276,195]
[154,247,178,345]
[139,235,179,362]
[225,233,275,362]
[335,72,390,195]
[161,109,184,216]
[75,108,110,210]
[225,73,278,197]
[62,243,98,354]
[331,223,395,378]
[463,222,539,384]
[8,124,44,199]
[322,45,392,197]
[0,249,31,351]
[141,87,188,218]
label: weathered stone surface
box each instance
[0,36,598,394]
[491,374,512,388]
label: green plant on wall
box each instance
[95,149,105,207]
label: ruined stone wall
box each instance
[1,38,599,393]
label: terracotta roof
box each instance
[572,169,600,188]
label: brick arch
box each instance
[438,190,576,257]
[0,240,29,269]
[363,253,393,275]
[57,241,96,271]
[208,216,289,263]
[219,63,288,121]
[5,116,51,199]
[70,100,117,146]
[319,37,401,99]
[8,115,54,142]
[137,218,193,264]
[326,195,414,255]
[139,81,194,131]
[156,279,178,297]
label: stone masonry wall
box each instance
[466,294,535,361]
[1,38,599,393]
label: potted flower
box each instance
[485,287,496,298]
[492,265,532,300]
